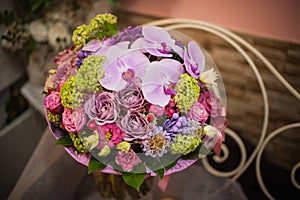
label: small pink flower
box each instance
[98,123,125,146]
[62,108,86,132]
[87,120,97,130]
[44,91,63,114]
[121,111,150,141]
[115,149,142,172]
[186,102,208,123]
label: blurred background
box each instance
[0,0,299,199]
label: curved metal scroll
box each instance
[142,19,300,200]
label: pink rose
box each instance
[98,123,125,146]
[121,111,150,141]
[44,91,63,114]
[198,90,220,117]
[62,108,86,132]
[115,149,142,172]
[186,102,208,123]
[84,91,119,125]
[115,78,145,111]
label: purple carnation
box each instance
[114,26,143,47]
[115,149,142,172]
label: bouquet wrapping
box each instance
[43,13,227,197]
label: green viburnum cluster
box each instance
[168,133,201,155]
[72,13,118,49]
[47,111,62,127]
[69,132,88,154]
[59,76,83,109]
[76,55,105,92]
[174,74,200,113]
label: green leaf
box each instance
[164,158,179,171]
[182,145,202,160]
[31,0,44,13]
[88,156,106,174]
[55,136,73,146]
[159,154,179,171]
[122,172,146,192]
[154,168,164,179]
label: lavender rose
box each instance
[115,149,142,172]
[44,91,63,114]
[186,102,208,123]
[84,91,119,125]
[115,79,144,111]
[121,111,150,141]
[62,108,86,132]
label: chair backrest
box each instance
[142,18,300,200]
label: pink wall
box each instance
[119,0,300,43]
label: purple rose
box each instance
[84,91,119,125]
[121,111,150,141]
[115,149,142,172]
[115,78,144,111]
[44,91,63,114]
[62,108,86,132]
[186,102,208,123]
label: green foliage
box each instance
[30,0,53,13]
[55,136,73,146]
[88,156,106,174]
[122,172,146,191]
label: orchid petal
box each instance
[157,59,184,83]
[184,41,205,78]
[143,26,174,44]
[143,82,170,107]
[99,64,127,91]
[188,41,205,68]
[118,50,150,77]
[82,38,102,52]
[143,40,173,57]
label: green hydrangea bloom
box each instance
[72,13,118,49]
[89,13,118,39]
[69,132,88,154]
[76,55,105,92]
[47,111,62,127]
[60,76,83,109]
[174,74,200,113]
[169,133,201,155]
[72,24,90,49]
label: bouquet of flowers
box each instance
[43,13,227,198]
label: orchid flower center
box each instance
[163,83,176,96]
[158,42,170,53]
[190,62,200,76]
[122,68,135,82]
